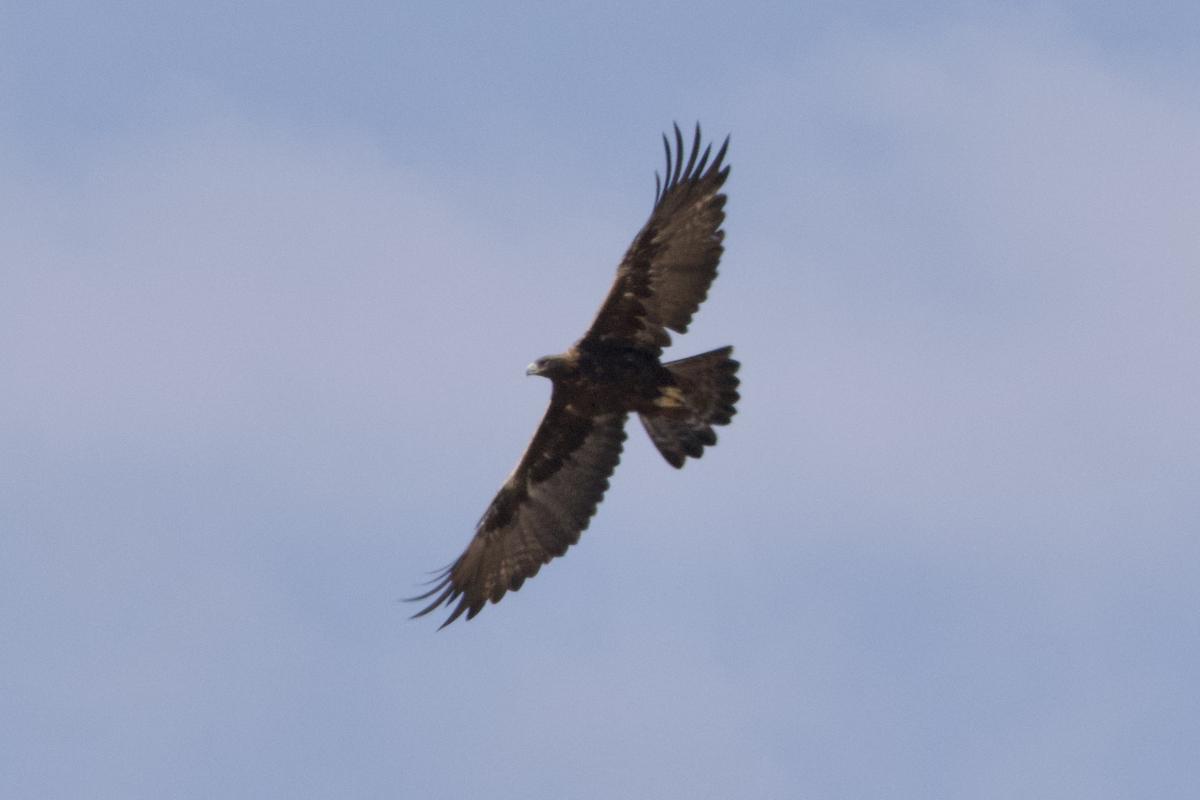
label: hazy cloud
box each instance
[3,7,1198,799]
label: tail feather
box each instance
[640,346,740,468]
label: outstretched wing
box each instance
[411,396,628,628]
[584,123,730,354]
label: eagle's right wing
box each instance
[583,124,730,355]
[410,397,627,628]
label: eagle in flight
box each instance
[412,124,739,627]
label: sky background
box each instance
[3,2,1199,798]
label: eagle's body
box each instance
[531,343,670,413]
[413,125,739,627]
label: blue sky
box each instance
[3,3,1198,798]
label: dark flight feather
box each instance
[588,123,730,354]
[410,400,627,628]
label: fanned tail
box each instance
[639,346,740,468]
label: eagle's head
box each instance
[526,353,574,380]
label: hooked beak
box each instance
[525,362,541,376]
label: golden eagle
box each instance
[412,124,739,627]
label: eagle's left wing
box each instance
[411,396,628,628]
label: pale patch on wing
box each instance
[654,385,686,408]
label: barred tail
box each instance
[639,346,740,468]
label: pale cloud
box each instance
[724,19,1200,554]
[3,7,1199,799]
